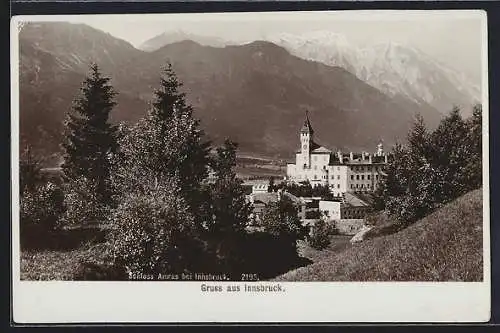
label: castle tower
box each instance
[300,110,314,169]
[376,141,384,157]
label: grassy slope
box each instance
[276,188,484,281]
[20,242,110,280]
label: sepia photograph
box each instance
[11,10,490,323]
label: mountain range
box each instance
[19,22,470,164]
[141,30,481,116]
[265,31,481,116]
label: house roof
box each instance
[343,192,369,207]
[311,146,332,153]
[251,192,279,205]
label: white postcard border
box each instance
[10,10,491,323]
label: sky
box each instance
[26,11,486,83]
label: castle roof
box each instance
[311,146,332,153]
[300,111,314,135]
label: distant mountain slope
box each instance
[138,30,230,51]
[18,22,443,162]
[276,188,483,281]
[266,31,481,116]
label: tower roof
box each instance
[300,110,314,135]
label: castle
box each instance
[286,112,388,197]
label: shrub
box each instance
[261,197,307,255]
[60,177,108,226]
[109,182,201,276]
[307,219,331,250]
[20,182,65,247]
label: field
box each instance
[275,188,483,281]
[235,155,286,180]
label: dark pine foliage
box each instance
[19,145,45,194]
[61,63,118,205]
[375,105,482,225]
[115,63,211,212]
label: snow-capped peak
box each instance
[265,30,480,115]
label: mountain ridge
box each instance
[19,22,444,163]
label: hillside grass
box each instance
[275,188,484,281]
[20,241,110,280]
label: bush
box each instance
[60,177,109,226]
[20,182,65,246]
[109,182,202,276]
[307,219,331,250]
[377,106,482,226]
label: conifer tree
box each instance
[61,63,118,204]
[199,139,253,273]
[20,145,44,194]
[465,104,482,189]
[205,139,252,234]
[115,64,210,211]
[430,106,470,200]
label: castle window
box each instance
[361,175,364,180]
[337,184,340,189]
[356,184,359,188]
[367,175,371,180]
[351,175,354,180]
[337,175,340,180]
[350,184,353,189]
[314,175,318,180]
[331,175,334,179]
[367,184,370,188]
[356,175,359,180]
[376,175,379,180]
[323,165,326,170]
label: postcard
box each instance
[11,10,490,323]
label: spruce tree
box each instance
[116,63,210,210]
[205,139,252,234]
[61,63,118,205]
[430,106,470,200]
[20,145,44,194]
[465,104,482,189]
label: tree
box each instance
[19,145,44,194]
[377,106,482,226]
[429,107,470,200]
[21,182,65,246]
[109,179,201,275]
[114,64,210,212]
[261,196,307,254]
[204,139,252,234]
[61,63,118,206]
[308,219,331,250]
[464,104,482,189]
[268,177,275,193]
[198,139,253,273]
